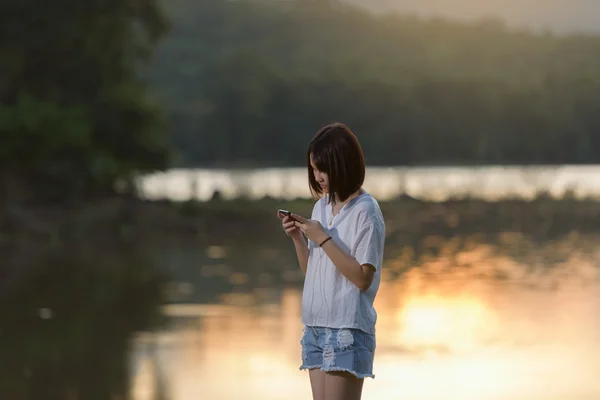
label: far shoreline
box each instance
[4,193,600,245]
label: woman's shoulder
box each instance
[353,192,380,212]
[351,193,384,224]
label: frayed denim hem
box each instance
[299,364,322,371]
[299,365,375,380]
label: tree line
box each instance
[148,0,600,167]
[3,0,600,202]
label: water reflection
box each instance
[0,249,166,400]
[134,235,600,400]
[5,222,600,399]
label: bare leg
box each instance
[324,371,364,400]
[309,369,327,400]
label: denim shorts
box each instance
[299,326,376,379]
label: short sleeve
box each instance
[353,215,385,270]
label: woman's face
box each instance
[310,154,329,193]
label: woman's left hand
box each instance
[292,213,329,245]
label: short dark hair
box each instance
[307,122,366,203]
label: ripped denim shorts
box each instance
[300,326,376,379]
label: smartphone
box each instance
[278,209,298,221]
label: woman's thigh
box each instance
[309,369,326,400]
[325,371,364,400]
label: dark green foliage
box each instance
[0,0,171,202]
[148,0,600,167]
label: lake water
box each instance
[126,233,600,400]
[137,165,600,202]
[5,166,600,400]
[5,230,600,399]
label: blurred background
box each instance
[2,0,600,399]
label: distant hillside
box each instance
[148,0,600,167]
[344,0,600,34]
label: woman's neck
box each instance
[332,189,362,208]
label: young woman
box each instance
[278,123,386,400]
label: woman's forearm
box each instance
[293,237,309,274]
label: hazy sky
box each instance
[345,0,600,34]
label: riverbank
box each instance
[4,194,600,250]
[4,194,598,296]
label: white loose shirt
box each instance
[301,191,385,335]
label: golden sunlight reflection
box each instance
[131,237,600,399]
[397,294,494,352]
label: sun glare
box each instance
[397,295,496,352]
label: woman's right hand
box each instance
[278,212,304,240]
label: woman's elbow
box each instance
[357,265,376,291]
